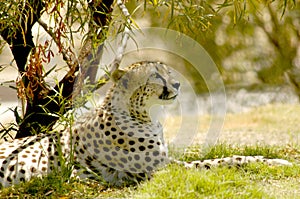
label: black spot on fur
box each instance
[117,139,124,144]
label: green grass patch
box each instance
[0,172,107,198]
[128,164,267,199]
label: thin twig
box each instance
[37,19,78,69]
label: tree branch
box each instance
[53,0,115,100]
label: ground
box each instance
[165,103,300,146]
[0,103,299,198]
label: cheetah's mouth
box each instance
[166,94,178,100]
[159,93,177,100]
[159,86,178,100]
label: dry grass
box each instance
[164,103,300,146]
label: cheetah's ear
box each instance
[111,69,126,82]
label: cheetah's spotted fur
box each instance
[0,61,292,187]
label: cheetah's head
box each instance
[113,61,180,108]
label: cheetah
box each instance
[0,61,292,187]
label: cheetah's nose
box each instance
[172,82,180,90]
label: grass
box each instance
[0,104,300,198]
[129,163,300,199]
[164,104,300,146]
[0,174,109,198]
